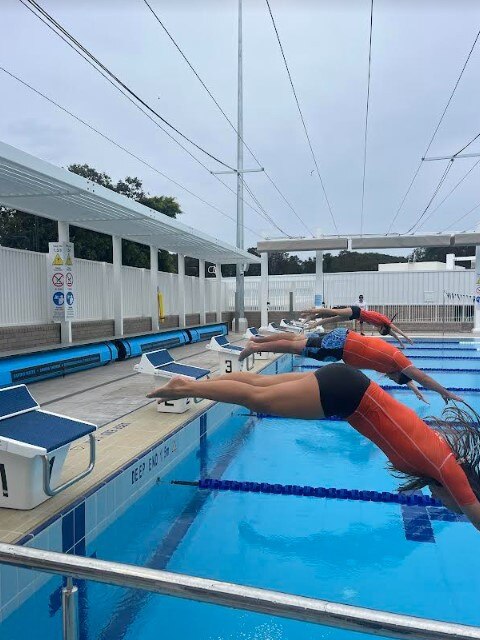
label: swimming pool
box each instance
[1,342,480,639]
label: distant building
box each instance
[378,253,474,272]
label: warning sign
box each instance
[48,242,76,322]
[52,273,64,288]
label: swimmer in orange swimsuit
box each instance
[147,363,480,530]
[238,328,462,403]
[300,305,412,348]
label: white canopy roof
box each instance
[0,141,259,264]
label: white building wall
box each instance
[224,270,474,310]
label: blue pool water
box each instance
[2,341,480,639]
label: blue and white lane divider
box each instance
[172,478,443,506]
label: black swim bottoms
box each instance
[349,305,361,321]
[314,362,370,419]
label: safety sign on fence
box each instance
[48,242,76,322]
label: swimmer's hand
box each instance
[414,389,429,404]
[443,392,464,404]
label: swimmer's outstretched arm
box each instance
[403,365,463,402]
[390,323,414,345]
[406,381,429,404]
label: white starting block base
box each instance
[218,353,244,374]
[157,397,192,413]
[254,352,272,360]
[0,444,70,510]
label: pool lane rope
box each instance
[172,479,442,507]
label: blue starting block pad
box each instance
[0,385,96,510]
[134,349,210,380]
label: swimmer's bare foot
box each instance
[239,341,257,362]
[146,377,190,400]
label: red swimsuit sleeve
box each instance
[439,455,478,507]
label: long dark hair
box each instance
[388,403,480,499]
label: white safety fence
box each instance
[0,245,226,326]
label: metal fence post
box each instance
[62,577,79,640]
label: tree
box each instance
[409,246,475,263]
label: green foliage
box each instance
[0,164,182,272]
[409,246,475,262]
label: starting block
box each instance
[206,336,254,374]
[0,385,96,510]
[134,349,210,414]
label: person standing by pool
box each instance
[300,305,413,348]
[238,327,461,404]
[147,363,480,531]
[355,294,367,335]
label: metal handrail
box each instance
[42,433,96,497]
[1,543,480,640]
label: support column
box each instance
[150,246,159,332]
[216,263,223,323]
[260,252,269,328]
[199,259,206,325]
[178,254,186,327]
[474,244,480,333]
[58,221,72,344]
[315,250,324,307]
[113,235,123,336]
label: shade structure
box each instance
[257,233,480,253]
[0,141,259,265]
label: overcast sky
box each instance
[1,0,480,253]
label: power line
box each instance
[243,180,292,237]
[264,0,338,233]
[386,27,480,234]
[17,0,285,236]
[360,0,374,236]
[19,0,235,171]
[405,160,454,233]
[141,0,313,236]
[0,65,263,238]
[417,157,480,222]
[441,199,480,233]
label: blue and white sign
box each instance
[314,293,323,308]
[48,242,76,322]
[53,292,64,306]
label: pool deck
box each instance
[0,332,266,545]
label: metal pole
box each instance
[62,577,79,640]
[235,0,246,333]
[1,544,480,640]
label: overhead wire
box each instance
[19,0,236,171]
[141,0,312,236]
[386,27,480,234]
[441,200,480,233]
[17,0,285,237]
[405,160,454,233]
[0,65,263,237]
[360,0,374,236]
[264,0,338,233]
